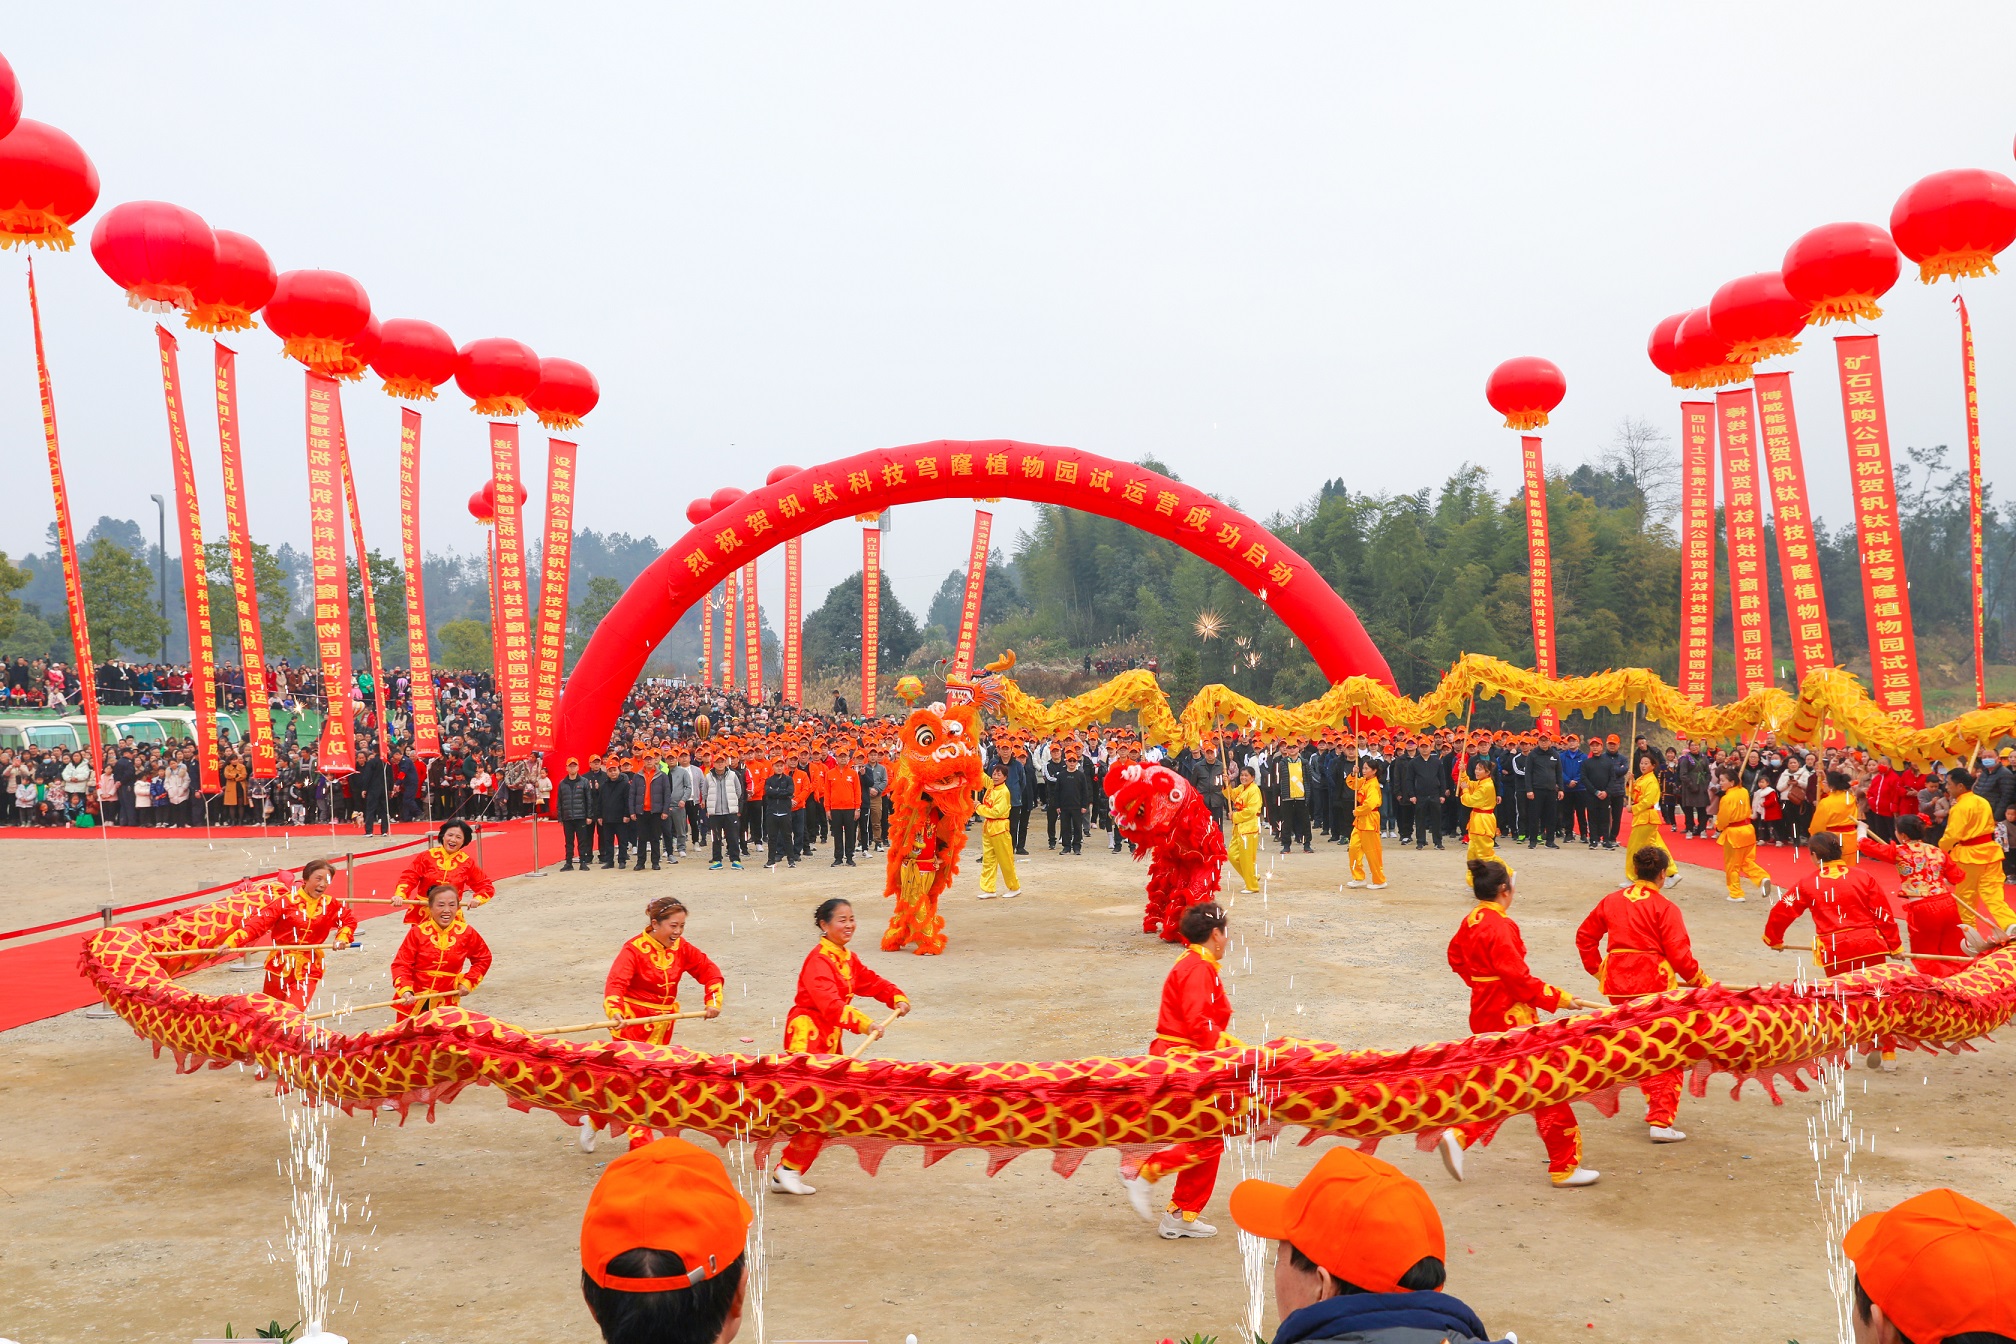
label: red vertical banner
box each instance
[861,528,881,717]
[1834,335,1923,726]
[722,569,738,694]
[27,263,102,772]
[213,343,278,778]
[742,559,763,700]
[1715,387,1775,698]
[1518,437,1557,733]
[303,374,355,774]
[396,409,440,758]
[335,421,390,762]
[1678,401,1716,706]
[489,423,535,758]
[1958,297,1986,708]
[783,537,803,705]
[1752,372,1834,682]
[951,509,993,677]
[531,437,577,751]
[700,586,714,687]
[156,326,220,788]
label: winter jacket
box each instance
[1273,1290,1508,1344]
[702,770,743,816]
[628,768,673,815]
[763,770,797,818]
[595,773,631,822]
[1524,747,1562,792]
[663,764,696,808]
[1582,751,1620,797]
[1676,752,1712,808]
[556,773,594,822]
[1973,762,2016,820]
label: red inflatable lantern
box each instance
[1483,357,1565,430]
[685,497,715,525]
[1707,272,1806,365]
[370,318,459,400]
[1781,222,1901,325]
[264,269,373,374]
[184,229,276,333]
[1647,312,1688,383]
[468,487,496,526]
[1889,168,2016,284]
[0,119,99,250]
[525,357,599,430]
[0,51,20,141]
[708,485,747,516]
[454,337,541,417]
[88,200,217,312]
[765,464,803,485]
[1671,307,1752,390]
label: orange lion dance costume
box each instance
[1105,760,1227,942]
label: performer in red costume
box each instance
[1859,814,1969,977]
[1574,845,1711,1144]
[583,896,727,1152]
[1119,901,1243,1239]
[1439,858,1604,1188]
[391,885,493,1021]
[1764,831,1903,1069]
[394,820,495,924]
[771,898,909,1196]
[261,857,358,1009]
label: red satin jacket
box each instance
[1447,902,1564,1032]
[1575,881,1706,998]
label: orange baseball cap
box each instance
[580,1136,753,1291]
[1228,1147,1444,1294]
[1842,1188,2016,1342]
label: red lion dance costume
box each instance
[1105,760,1226,942]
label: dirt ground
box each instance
[3,827,2013,1344]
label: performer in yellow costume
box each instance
[1623,755,1677,887]
[1713,765,1773,903]
[1940,767,2015,937]
[1226,766,1263,894]
[976,763,1021,899]
[1346,758,1386,889]
[1459,759,1499,865]
[1808,770,1860,866]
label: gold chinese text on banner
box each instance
[1715,387,1775,698]
[1957,296,1986,709]
[783,537,803,705]
[1678,402,1716,706]
[700,584,714,687]
[156,326,220,788]
[1518,437,1557,733]
[489,423,535,759]
[397,410,440,758]
[1752,372,1833,681]
[862,528,881,717]
[304,374,355,774]
[951,510,993,677]
[531,437,577,752]
[1833,335,1923,726]
[722,568,738,694]
[336,419,390,762]
[27,262,102,772]
[742,560,763,700]
[213,343,278,778]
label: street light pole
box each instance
[148,493,168,662]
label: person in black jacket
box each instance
[1055,748,1091,854]
[556,757,593,871]
[1973,750,2016,822]
[1270,739,1315,853]
[1581,740,1621,851]
[358,751,392,836]
[1522,740,1563,848]
[1400,743,1445,851]
[595,757,632,868]
[762,766,797,869]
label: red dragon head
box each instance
[899,706,984,799]
[1104,760,1193,841]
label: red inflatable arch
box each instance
[553,440,1395,765]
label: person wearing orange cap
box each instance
[1841,1187,2016,1344]
[1940,766,2016,940]
[1120,901,1241,1239]
[1575,844,1710,1143]
[390,884,492,1020]
[1229,1147,1509,1344]
[975,761,1022,899]
[1713,764,1775,902]
[260,858,359,1010]
[1345,757,1386,890]
[392,819,496,924]
[1765,830,1903,1068]
[824,748,862,867]
[579,1135,753,1344]
[1227,765,1263,894]
[1439,858,1604,1188]
[772,898,909,1195]
[1623,752,1679,887]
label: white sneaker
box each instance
[1002,888,1022,899]
[1649,1125,1687,1143]
[1345,879,1365,889]
[577,1123,598,1153]
[1878,1056,1900,1073]
[1727,895,1746,903]
[977,890,999,900]
[1759,879,1777,902]
[1367,881,1388,890]
[769,1166,817,1195]
[1119,1172,1158,1224]
[1664,873,1682,889]
[1157,1212,1217,1239]
[1437,1130,1466,1182]
[1551,1167,1601,1188]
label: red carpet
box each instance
[0,819,550,1033]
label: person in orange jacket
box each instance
[1119,901,1243,1239]
[771,898,909,1196]
[1860,813,1969,977]
[824,750,863,867]
[393,819,495,924]
[1439,858,1605,1188]
[582,896,726,1153]
[1764,831,1904,1069]
[262,857,359,1009]
[1575,845,1711,1143]
[390,884,492,1020]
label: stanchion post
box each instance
[85,906,120,1017]
[531,812,541,875]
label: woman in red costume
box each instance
[391,885,492,1021]
[395,820,495,924]
[1859,814,1969,976]
[582,896,727,1152]
[1574,845,1711,1144]
[770,898,909,1196]
[1439,858,1604,1188]
[1765,830,1904,1069]
[262,857,358,1009]
[1119,901,1243,1240]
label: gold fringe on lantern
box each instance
[184,304,259,334]
[314,350,371,382]
[534,410,583,430]
[0,206,78,251]
[1499,410,1551,430]
[469,395,528,416]
[1916,251,2001,284]
[280,335,351,367]
[855,511,883,523]
[1728,337,1799,363]
[1802,295,1884,326]
[380,377,441,401]
[1670,360,1754,390]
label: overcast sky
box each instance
[4,4,2016,624]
